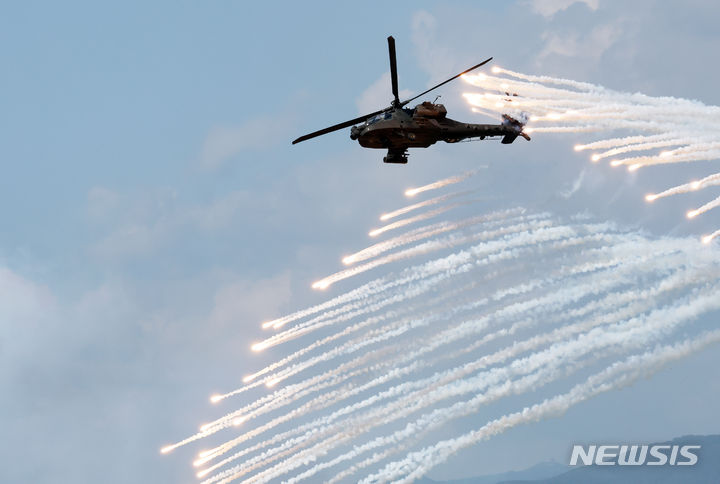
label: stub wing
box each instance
[501,133,519,144]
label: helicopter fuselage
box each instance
[349,103,527,163]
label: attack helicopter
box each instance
[292,36,530,164]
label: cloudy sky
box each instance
[2,1,720,482]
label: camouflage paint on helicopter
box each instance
[293,36,530,164]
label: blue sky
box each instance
[2,1,720,482]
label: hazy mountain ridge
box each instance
[418,460,567,484]
[420,435,720,484]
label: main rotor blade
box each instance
[400,57,493,106]
[388,36,400,106]
[292,109,386,144]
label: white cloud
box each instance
[411,11,456,81]
[208,272,293,329]
[0,267,56,362]
[356,72,412,114]
[89,188,252,258]
[0,253,296,482]
[87,186,121,220]
[530,0,600,18]
[199,116,293,170]
[186,190,251,231]
[538,23,621,61]
[93,223,166,258]
[0,267,55,321]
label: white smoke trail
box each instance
[590,138,689,162]
[238,274,498,386]
[343,208,527,265]
[188,233,712,480]
[164,174,720,482]
[646,172,720,201]
[176,227,619,460]
[267,223,592,347]
[197,233,708,462]
[176,224,580,443]
[256,212,536,335]
[404,170,478,197]
[367,198,490,239]
[195,237,683,467]
[273,261,715,483]
[687,194,720,219]
[575,134,679,151]
[314,217,553,290]
[263,215,535,332]
[491,66,600,91]
[232,232,634,404]
[249,293,713,484]
[608,148,720,170]
[367,330,720,483]
[188,227,622,457]
[703,228,720,244]
[463,69,720,234]
[379,190,474,221]
[262,230,623,367]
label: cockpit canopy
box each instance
[367,111,394,125]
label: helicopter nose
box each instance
[350,126,362,140]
